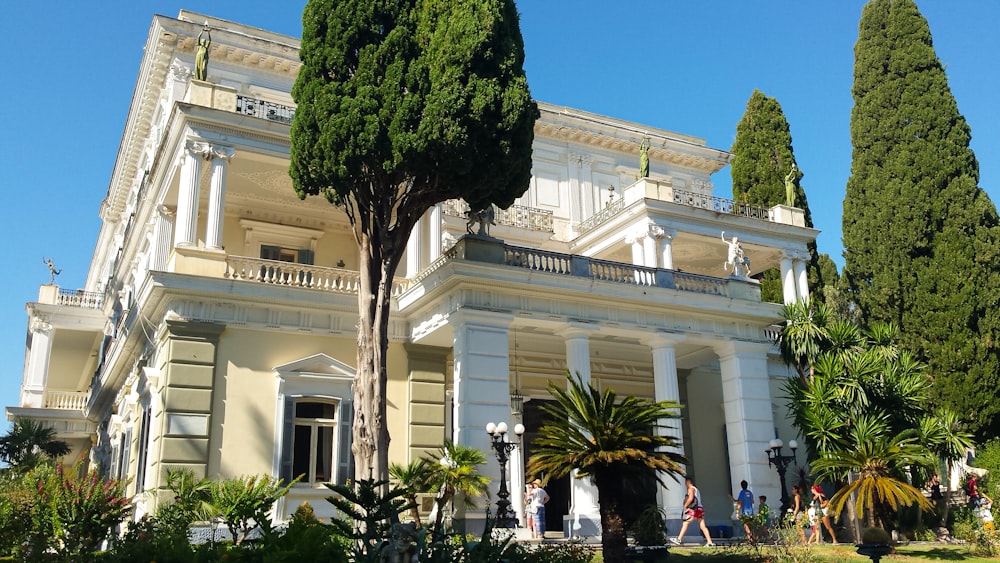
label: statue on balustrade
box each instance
[195,24,211,81]
[43,257,62,285]
[784,163,799,207]
[466,206,496,237]
[721,232,750,278]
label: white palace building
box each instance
[7,10,816,538]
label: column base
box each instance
[563,512,602,539]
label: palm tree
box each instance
[811,413,934,530]
[389,459,434,528]
[0,417,70,472]
[423,441,489,532]
[527,372,686,563]
[918,408,974,528]
[779,299,832,383]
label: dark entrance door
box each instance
[522,399,569,535]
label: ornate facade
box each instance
[7,10,816,537]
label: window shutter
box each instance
[279,396,295,483]
[261,245,281,261]
[297,249,314,265]
[337,400,353,484]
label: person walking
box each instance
[672,478,714,546]
[811,484,838,544]
[791,484,808,544]
[728,480,755,540]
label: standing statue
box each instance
[721,232,750,277]
[639,137,650,179]
[195,24,211,81]
[43,257,62,285]
[784,163,798,207]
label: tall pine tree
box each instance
[730,90,829,304]
[843,0,1000,439]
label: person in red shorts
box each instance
[672,477,714,546]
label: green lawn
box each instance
[662,543,998,562]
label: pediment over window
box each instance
[274,353,355,381]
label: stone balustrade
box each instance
[44,391,89,410]
[224,256,409,296]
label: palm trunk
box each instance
[596,474,627,563]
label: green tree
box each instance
[423,440,490,532]
[729,89,830,303]
[389,459,434,527]
[843,0,1000,439]
[0,417,70,473]
[527,373,686,563]
[811,414,933,530]
[290,0,538,481]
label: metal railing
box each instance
[56,289,104,309]
[442,200,553,232]
[224,256,409,296]
[235,95,295,125]
[672,188,772,221]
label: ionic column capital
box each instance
[185,140,213,159]
[211,146,236,161]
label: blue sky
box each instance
[1,1,998,423]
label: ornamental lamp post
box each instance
[765,437,798,516]
[486,421,524,528]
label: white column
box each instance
[625,233,644,267]
[205,146,235,250]
[779,254,796,305]
[405,214,423,279]
[173,141,211,247]
[450,309,513,524]
[657,229,675,270]
[22,317,54,408]
[429,203,443,262]
[642,229,658,269]
[150,206,174,271]
[793,255,810,302]
[647,335,687,521]
[557,323,600,537]
[716,342,779,509]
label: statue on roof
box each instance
[43,257,62,285]
[639,137,650,178]
[784,163,799,207]
[195,24,211,81]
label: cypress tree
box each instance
[843,0,1000,438]
[730,90,829,304]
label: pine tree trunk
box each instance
[353,233,392,484]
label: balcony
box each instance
[43,391,89,411]
[224,256,410,296]
[579,178,804,234]
[56,289,104,309]
[442,199,553,233]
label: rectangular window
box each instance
[135,404,151,492]
[291,400,337,486]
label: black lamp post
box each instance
[765,437,798,516]
[486,421,524,528]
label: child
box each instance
[758,495,770,527]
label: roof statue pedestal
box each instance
[185,79,237,112]
[453,235,506,265]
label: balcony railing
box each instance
[224,256,409,296]
[672,188,772,221]
[56,289,104,309]
[442,200,553,233]
[235,95,295,125]
[578,183,774,234]
[499,244,749,299]
[44,391,89,410]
